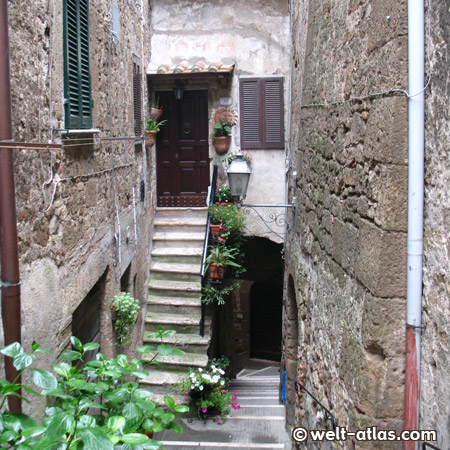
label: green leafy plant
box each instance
[212,121,231,137]
[220,204,246,234]
[145,118,167,132]
[208,355,231,371]
[0,328,187,449]
[201,283,239,306]
[215,185,233,203]
[208,204,224,225]
[205,244,241,271]
[111,292,140,346]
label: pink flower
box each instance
[202,408,207,413]
[233,391,238,395]
[216,419,220,424]
[185,389,188,396]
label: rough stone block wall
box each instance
[2,0,153,417]
[420,0,450,446]
[285,0,409,446]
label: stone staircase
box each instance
[140,207,211,402]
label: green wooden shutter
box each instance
[63,0,92,129]
[133,59,142,136]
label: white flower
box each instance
[220,380,225,385]
[211,365,216,369]
[219,369,225,375]
[199,385,204,391]
[190,385,195,390]
[198,368,203,372]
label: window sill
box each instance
[60,128,101,136]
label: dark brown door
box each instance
[156,90,210,207]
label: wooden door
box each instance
[156,90,210,207]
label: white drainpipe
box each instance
[404,0,425,445]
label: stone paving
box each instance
[158,362,292,450]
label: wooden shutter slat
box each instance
[133,60,142,136]
[240,79,262,149]
[263,78,284,148]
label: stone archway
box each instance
[284,274,299,425]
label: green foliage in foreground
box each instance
[0,327,187,449]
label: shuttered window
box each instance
[240,77,284,149]
[132,58,142,136]
[63,0,92,129]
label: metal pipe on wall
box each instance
[404,0,425,446]
[0,0,22,413]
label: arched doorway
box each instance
[250,281,283,361]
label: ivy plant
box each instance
[0,327,187,449]
[111,292,140,346]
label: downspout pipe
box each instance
[0,0,22,413]
[404,0,425,446]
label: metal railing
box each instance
[422,443,442,450]
[199,165,218,336]
[295,381,337,430]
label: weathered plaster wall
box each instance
[148,0,290,241]
[4,0,153,416]
[420,0,450,446]
[286,0,409,446]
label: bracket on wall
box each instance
[238,202,295,241]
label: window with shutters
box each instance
[132,57,142,137]
[63,0,93,129]
[239,77,284,149]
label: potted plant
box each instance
[150,97,163,120]
[221,150,252,170]
[205,244,242,280]
[208,204,226,237]
[220,204,247,235]
[145,117,167,148]
[215,185,233,205]
[212,120,232,153]
[110,292,140,345]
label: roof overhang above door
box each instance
[147,61,234,88]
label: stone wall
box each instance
[285,0,409,446]
[3,0,153,416]
[148,0,290,242]
[420,0,450,446]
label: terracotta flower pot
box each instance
[145,130,157,148]
[209,263,226,280]
[150,108,163,120]
[210,223,223,236]
[213,136,231,154]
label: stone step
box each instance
[145,311,201,334]
[155,207,208,220]
[148,279,201,297]
[143,330,210,353]
[154,216,208,227]
[150,248,204,265]
[147,295,202,314]
[150,263,202,283]
[153,231,206,242]
[142,351,208,371]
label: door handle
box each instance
[183,122,191,135]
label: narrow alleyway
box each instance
[159,361,292,449]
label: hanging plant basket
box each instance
[213,136,231,154]
[150,108,163,120]
[145,130,157,148]
[209,263,226,280]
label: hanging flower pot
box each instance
[209,263,226,280]
[145,130,157,148]
[150,108,163,120]
[213,136,231,154]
